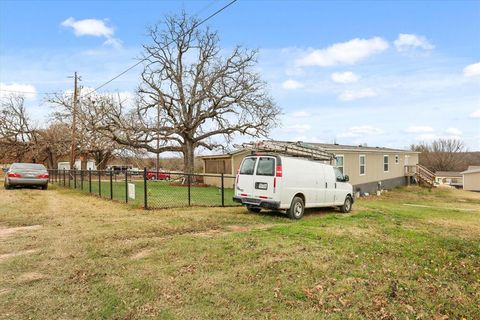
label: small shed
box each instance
[435,171,463,188]
[461,166,480,191]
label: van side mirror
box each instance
[344,175,349,182]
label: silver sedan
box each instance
[4,163,49,190]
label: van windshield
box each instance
[239,157,256,175]
[256,157,275,176]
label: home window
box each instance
[395,155,399,164]
[383,155,389,172]
[335,155,344,174]
[359,155,366,175]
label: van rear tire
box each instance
[247,205,261,213]
[287,196,304,220]
[341,196,353,213]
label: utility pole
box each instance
[156,101,160,174]
[69,72,79,171]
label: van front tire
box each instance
[287,196,304,220]
[341,196,353,213]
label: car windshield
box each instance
[334,167,344,181]
[239,157,256,175]
[11,163,46,171]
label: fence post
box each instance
[143,167,147,209]
[68,170,71,188]
[81,170,84,191]
[63,169,66,186]
[89,169,92,193]
[98,170,101,197]
[188,174,191,206]
[221,173,225,207]
[110,171,113,200]
[125,170,128,203]
[73,169,76,189]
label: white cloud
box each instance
[296,37,389,67]
[61,17,114,37]
[0,82,37,100]
[281,124,311,134]
[415,133,438,141]
[61,17,121,48]
[405,126,434,133]
[470,109,480,118]
[291,111,311,118]
[282,79,304,90]
[338,125,384,138]
[331,71,359,84]
[338,88,377,101]
[463,62,480,77]
[445,127,462,136]
[394,33,434,52]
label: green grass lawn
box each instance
[0,186,479,319]
[50,176,238,208]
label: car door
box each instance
[235,156,257,197]
[324,166,336,205]
[252,156,276,199]
[334,167,348,204]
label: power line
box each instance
[83,0,238,97]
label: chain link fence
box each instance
[48,168,240,209]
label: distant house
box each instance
[461,166,480,191]
[200,142,420,194]
[435,171,463,188]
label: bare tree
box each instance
[0,94,37,162]
[48,91,119,169]
[94,13,280,172]
[411,138,466,172]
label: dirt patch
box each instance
[0,288,11,295]
[194,224,274,237]
[0,225,42,239]
[17,272,45,282]
[131,248,154,260]
[0,249,38,263]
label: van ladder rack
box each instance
[240,141,335,161]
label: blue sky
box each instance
[1,0,479,151]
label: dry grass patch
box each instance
[0,186,479,319]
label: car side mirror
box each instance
[2,167,8,173]
[344,175,349,182]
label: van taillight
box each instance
[8,172,21,178]
[275,165,282,177]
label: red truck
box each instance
[146,170,171,181]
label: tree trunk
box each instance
[183,139,195,173]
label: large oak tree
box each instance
[95,13,280,172]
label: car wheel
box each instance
[4,183,11,190]
[247,205,261,213]
[341,196,353,213]
[150,176,156,181]
[287,196,304,220]
[41,184,48,190]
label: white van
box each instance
[233,154,354,219]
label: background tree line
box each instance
[0,13,280,172]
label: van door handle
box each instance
[335,182,337,189]
[325,182,327,188]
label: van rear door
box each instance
[252,156,276,200]
[236,156,257,197]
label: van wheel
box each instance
[247,205,261,213]
[287,196,304,220]
[341,196,353,213]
